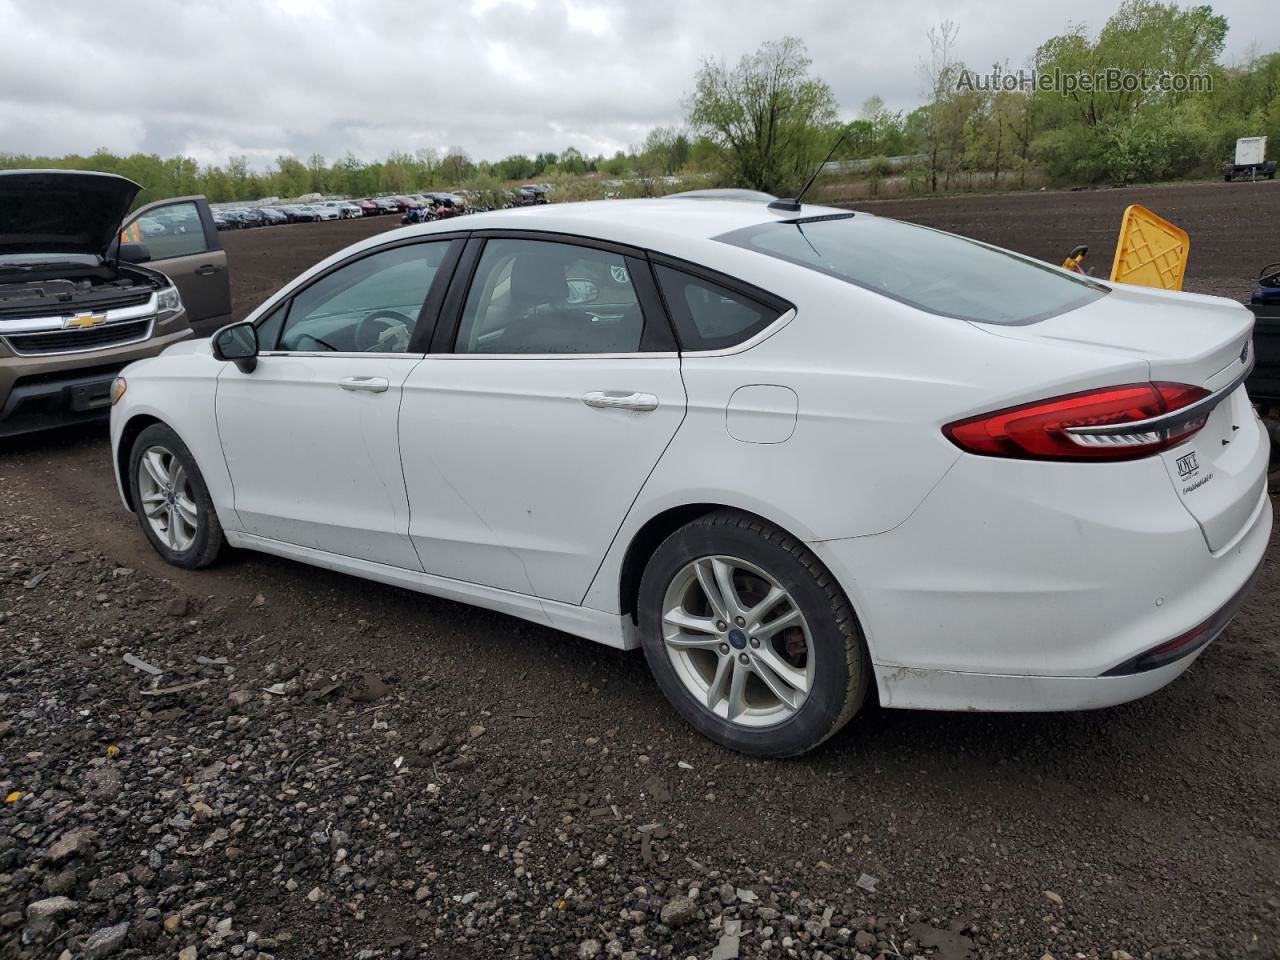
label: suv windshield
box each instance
[716,214,1106,325]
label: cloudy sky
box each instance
[0,0,1269,170]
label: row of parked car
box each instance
[212,193,483,230]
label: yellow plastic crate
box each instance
[1109,203,1190,290]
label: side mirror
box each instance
[118,241,151,263]
[212,321,259,373]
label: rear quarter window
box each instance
[654,265,786,351]
[716,215,1106,325]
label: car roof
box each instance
[255,195,879,325]
[392,196,856,252]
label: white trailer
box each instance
[1223,137,1276,181]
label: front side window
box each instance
[123,201,208,259]
[254,302,287,351]
[454,238,647,354]
[277,242,449,353]
[716,215,1106,325]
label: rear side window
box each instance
[716,215,1106,325]
[655,266,783,351]
[455,238,648,355]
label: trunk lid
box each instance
[985,283,1254,386]
[978,283,1265,551]
[0,170,141,258]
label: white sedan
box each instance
[108,193,1271,756]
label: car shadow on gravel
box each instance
[0,420,108,454]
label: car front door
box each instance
[398,235,686,604]
[215,238,460,569]
[122,196,231,336]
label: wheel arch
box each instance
[616,501,828,626]
[116,413,165,511]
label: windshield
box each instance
[716,214,1106,325]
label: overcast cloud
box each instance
[0,0,1269,170]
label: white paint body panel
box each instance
[216,354,423,569]
[398,354,686,603]
[109,197,1273,717]
[109,342,242,535]
[726,384,798,443]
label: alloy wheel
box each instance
[661,555,814,728]
[137,444,199,553]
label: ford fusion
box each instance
[108,194,1270,756]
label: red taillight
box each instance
[944,382,1211,461]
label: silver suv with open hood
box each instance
[0,170,230,437]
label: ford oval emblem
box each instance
[1241,340,1250,364]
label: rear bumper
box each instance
[812,451,1273,712]
[870,650,1212,712]
[0,325,191,438]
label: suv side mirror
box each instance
[118,241,151,263]
[212,321,259,373]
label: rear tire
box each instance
[638,510,870,757]
[128,423,226,569]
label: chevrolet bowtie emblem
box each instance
[65,312,107,330]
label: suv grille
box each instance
[3,319,153,356]
[0,286,154,320]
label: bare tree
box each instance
[919,20,960,192]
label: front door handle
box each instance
[582,391,659,412]
[195,264,221,276]
[339,376,390,393]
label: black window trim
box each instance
[255,233,468,357]
[430,230,679,356]
[647,251,795,353]
[646,251,793,317]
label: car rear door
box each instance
[398,233,686,604]
[122,196,230,336]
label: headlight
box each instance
[109,377,127,406]
[157,284,183,317]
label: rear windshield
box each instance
[716,215,1106,325]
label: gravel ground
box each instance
[2,181,1279,960]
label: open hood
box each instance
[0,170,142,258]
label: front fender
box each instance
[109,353,240,533]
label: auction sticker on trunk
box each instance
[1176,451,1199,479]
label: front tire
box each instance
[128,423,226,568]
[638,510,869,757]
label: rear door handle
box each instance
[195,264,221,276]
[339,376,390,393]
[582,391,658,412]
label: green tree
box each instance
[273,155,310,197]
[686,36,838,195]
[440,148,473,185]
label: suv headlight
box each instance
[157,284,183,318]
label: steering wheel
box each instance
[354,310,414,352]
